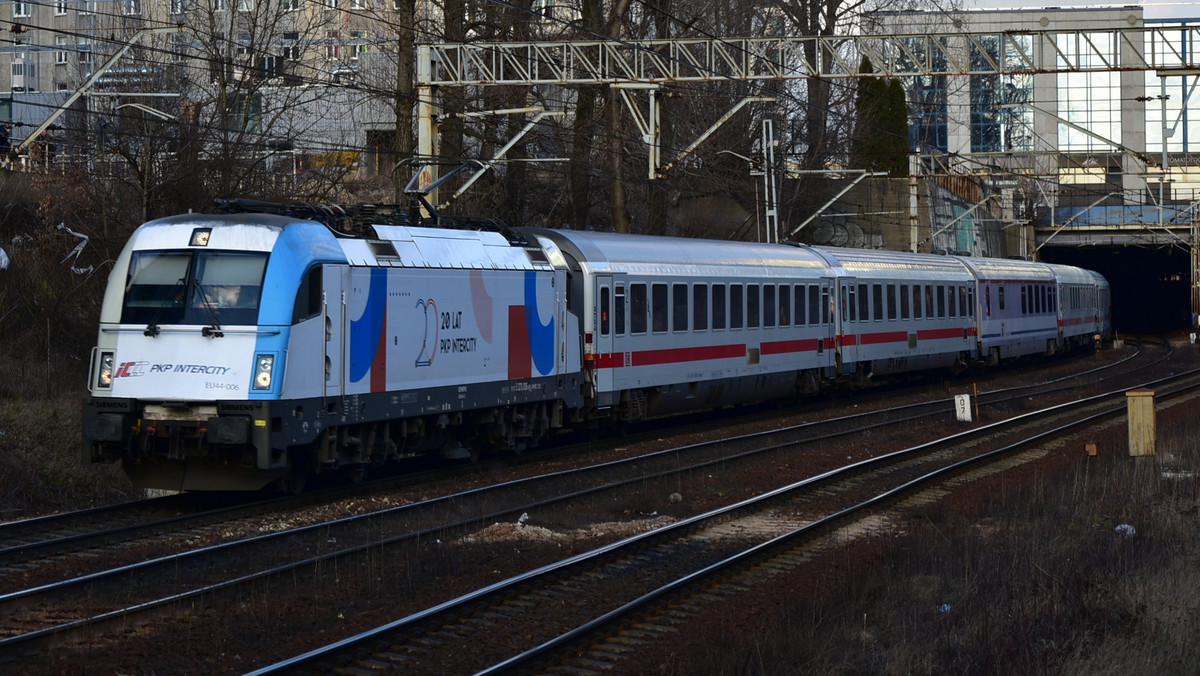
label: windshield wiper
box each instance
[192,282,225,338]
[144,277,186,337]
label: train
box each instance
[81,201,1111,491]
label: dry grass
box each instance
[0,356,133,519]
[687,409,1200,675]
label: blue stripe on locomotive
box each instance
[350,268,387,383]
[525,271,556,376]
[252,222,347,399]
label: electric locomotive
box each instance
[83,204,583,491]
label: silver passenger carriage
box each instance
[522,229,836,421]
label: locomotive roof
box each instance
[339,224,550,270]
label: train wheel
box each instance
[278,448,315,494]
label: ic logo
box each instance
[114,361,148,378]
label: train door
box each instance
[323,265,347,400]
[820,280,835,369]
[837,277,860,368]
[594,275,615,398]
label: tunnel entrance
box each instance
[1041,245,1193,335]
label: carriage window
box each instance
[912,285,922,319]
[652,283,668,333]
[857,284,869,322]
[966,287,974,317]
[599,286,611,336]
[887,284,897,320]
[872,284,884,321]
[947,285,957,318]
[630,284,647,334]
[795,285,806,326]
[845,285,856,322]
[958,286,967,317]
[998,286,1006,311]
[815,286,826,324]
[693,284,708,331]
[1021,285,1028,314]
[672,283,688,332]
[925,285,935,319]
[747,284,760,328]
[614,286,626,335]
[937,286,947,318]
[763,285,776,328]
[730,284,744,329]
[713,284,726,330]
[778,285,790,326]
[900,284,910,319]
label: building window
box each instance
[123,0,142,15]
[79,0,96,14]
[172,32,188,63]
[281,0,299,10]
[55,0,67,15]
[325,31,340,60]
[1058,32,1120,152]
[237,0,252,10]
[324,0,337,8]
[170,0,187,12]
[970,35,1033,153]
[214,0,227,11]
[55,36,70,64]
[351,0,365,7]
[14,1,30,17]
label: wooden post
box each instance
[1126,389,1156,457]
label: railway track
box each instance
[247,366,1200,675]
[0,340,1176,670]
[0,339,1150,582]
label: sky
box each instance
[960,1,1197,19]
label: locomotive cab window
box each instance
[122,250,268,326]
[293,265,323,324]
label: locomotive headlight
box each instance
[97,352,115,389]
[252,354,275,391]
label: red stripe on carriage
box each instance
[594,343,745,369]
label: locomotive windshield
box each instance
[121,250,269,327]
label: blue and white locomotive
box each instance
[82,202,1111,491]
